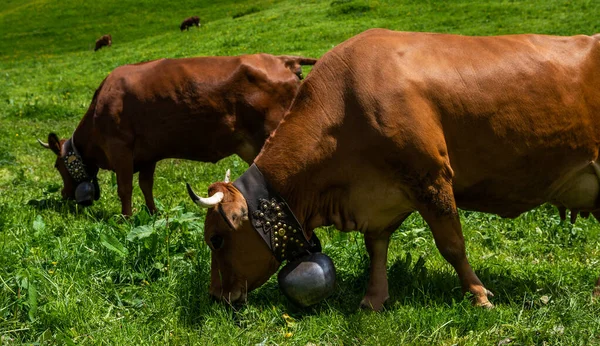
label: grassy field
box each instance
[2,0,600,344]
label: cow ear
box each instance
[282,58,303,79]
[217,191,249,231]
[279,56,318,79]
[47,133,62,156]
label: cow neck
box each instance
[63,134,98,183]
[233,164,321,263]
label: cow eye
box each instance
[210,235,224,250]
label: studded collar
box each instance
[62,137,97,184]
[233,164,321,262]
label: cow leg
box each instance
[594,277,600,297]
[416,179,493,308]
[360,214,410,311]
[557,206,567,221]
[110,148,134,216]
[139,162,157,214]
[360,230,393,311]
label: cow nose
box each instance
[210,289,246,305]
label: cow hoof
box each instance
[359,296,388,311]
[472,289,494,309]
[593,287,600,298]
[475,300,495,309]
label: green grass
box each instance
[2,0,600,344]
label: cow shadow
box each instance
[174,254,577,327]
[27,197,78,213]
[27,197,118,220]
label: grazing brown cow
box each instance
[187,29,600,310]
[39,54,317,216]
[94,34,112,51]
[180,16,200,31]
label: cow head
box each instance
[38,133,100,205]
[277,55,317,80]
[39,133,76,200]
[186,172,280,304]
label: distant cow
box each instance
[94,34,112,51]
[188,29,600,310]
[180,16,200,31]
[38,54,317,215]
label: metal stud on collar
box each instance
[251,197,309,261]
[63,151,89,183]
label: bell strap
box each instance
[233,164,321,262]
[62,138,97,184]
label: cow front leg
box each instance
[138,162,157,214]
[416,179,493,308]
[594,277,600,297]
[116,168,134,216]
[360,231,392,311]
[111,149,134,216]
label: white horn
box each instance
[224,169,231,183]
[186,183,224,208]
[37,138,50,149]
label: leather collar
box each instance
[233,164,321,262]
[62,138,97,184]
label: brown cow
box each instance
[39,54,317,216]
[180,16,200,31]
[94,34,112,51]
[187,29,600,310]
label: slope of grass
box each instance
[2,0,600,344]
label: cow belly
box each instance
[349,185,414,232]
[454,161,600,217]
[549,161,600,212]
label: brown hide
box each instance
[43,53,317,215]
[180,16,200,31]
[201,29,600,309]
[94,34,112,51]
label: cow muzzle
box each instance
[210,288,247,305]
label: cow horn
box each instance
[224,169,231,183]
[37,138,50,149]
[186,183,224,208]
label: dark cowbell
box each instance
[75,181,96,206]
[278,252,336,307]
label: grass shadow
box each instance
[27,197,78,213]
[173,251,595,326]
[27,197,119,222]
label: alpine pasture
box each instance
[1,0,600,344]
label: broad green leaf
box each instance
[127,225,155,241]
[153,218,168,229]
[33,215,45,232]
[177,212,200,223]
[100,234,128,257]
[28,280,38,321]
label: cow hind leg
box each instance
[139,162,157,214]
[415,177,493,308]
